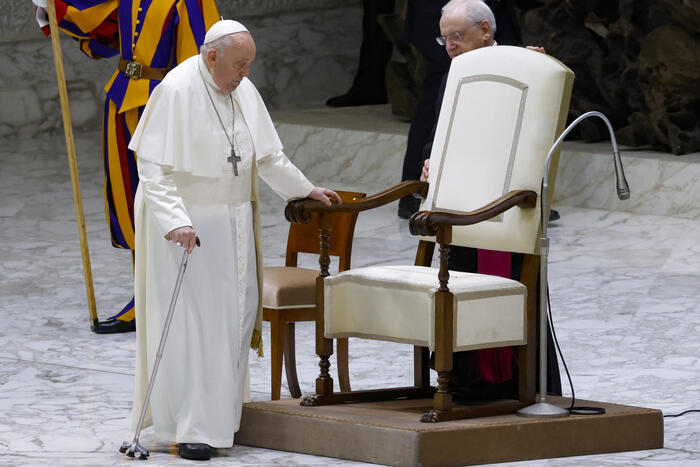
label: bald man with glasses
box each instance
[398,0,525,219]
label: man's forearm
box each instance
[257,150,315,201]
[137,159,192,236]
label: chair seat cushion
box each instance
[262,266,318,309]
[324,265,526,351]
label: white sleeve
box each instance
[137,159,192,236]
[34,4,49,28]
[257,150,315,201]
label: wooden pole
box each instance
[46,0,99,330]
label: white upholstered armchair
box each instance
[285,46,574,422]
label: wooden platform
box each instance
[237,396,663,466]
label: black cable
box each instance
[546,285,606,416]
[664,409,700,418]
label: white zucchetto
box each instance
[203,20,249,44]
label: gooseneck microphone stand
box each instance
[517,111,630,418]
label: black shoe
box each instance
[549,209,561,222]
[398,196,420,219]
[92,319,135,334]
[179,443,211,461]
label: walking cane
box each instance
[120,237,200,460]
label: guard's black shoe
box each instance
[93,319,135,334]
[179,443,211,461]
[398,196,421,219]
[549,209,561,222]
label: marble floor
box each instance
[1,128,700,466]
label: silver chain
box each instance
[197,60,237,151]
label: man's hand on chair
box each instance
[526,46,546,54]
[308,187,342,207]
[420,159,430,182]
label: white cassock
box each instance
[127,55,314,447]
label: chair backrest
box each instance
[421,46,574,255]
[285,190,366,271]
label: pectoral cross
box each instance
[227,148,241,176]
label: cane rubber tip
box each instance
[139,453,148,460]
[119,446,127,453]
[127,451,135,458]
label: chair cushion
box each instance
[324,265,526,351]
[262,266,318,309]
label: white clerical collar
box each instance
[198,55,231,97]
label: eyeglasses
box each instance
[436,21,485,46]
[436,31,464,46]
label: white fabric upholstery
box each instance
[323,47,573,355]
[421,46,574,254]
[324,266,526,351]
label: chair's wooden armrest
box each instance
[285,180,429,224]
[409,189,537,237]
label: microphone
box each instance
[518,110,630,419]
[543,110,630,204]
[613,148,630,200]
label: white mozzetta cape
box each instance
[131,56,283,177]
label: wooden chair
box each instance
[285,46,574,421]
[263,190,366,400]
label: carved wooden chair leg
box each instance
[431,292,454,415]
[315,342,334,395]
[312,222,334,398]
[422,230,454,422]
[270,315,285,400]
[422,366,453,422]
[336,337,351,392]
[283,322,302,398]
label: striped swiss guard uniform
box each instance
[40,0,219,331]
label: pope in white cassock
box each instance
[127,19,341,461]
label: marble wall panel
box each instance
[554,142,700,219]
[1,0,360,40]
[0,37,109,139]
[243,8,362,112]
[272,116,700,220]
[0,38,108,139]
[275,122,407,192]
[0,1,362,139]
